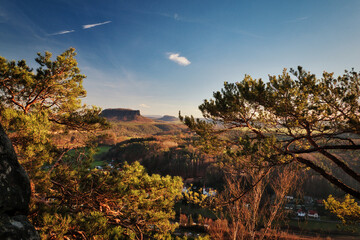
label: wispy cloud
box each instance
[0,9,9,23]
[47,20,112,36]
[153,11,260,38]
[159,12,204,24]
[159,12,181,21]
[133,9,203,24]
[48,30,75,36]
[167,53,191,66]
[82,21,111,29]
[139,103,150,108]
[285,16,309,23]
[226,28,262,39]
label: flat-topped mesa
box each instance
[157,115,178,122]
[101,108,152,122]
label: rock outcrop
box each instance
[101,108,152,122]
[0,123,40,240]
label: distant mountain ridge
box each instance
[144,115,163,119]
[101,108,152,122]
[157,115,179,122]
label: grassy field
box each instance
[90,145,112,167]
[94,145,112,159]
[64,145,112,168]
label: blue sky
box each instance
[1,0,360,117]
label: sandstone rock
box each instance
[0,214,40,240]
[0,123,40,239]
[0,124,31,214]
[101,108,152,122]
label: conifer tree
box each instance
[0,49,183,239]
[181,66,360,223]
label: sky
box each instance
[1,0,360,117]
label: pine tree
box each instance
[0,49,183,239]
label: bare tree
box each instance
[208,160,298,240]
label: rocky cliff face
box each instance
[0,123,40,240]
[101,108,152,122]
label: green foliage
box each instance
[71,161,182,239]
[324,194,360,224]
[76,211,108,237]
[0,49,182,239]
[105,137,209,179]
[0,48,108,129]
[41,213,72,239]
[194,235,211,240]
[21,132,182,239]
[182,66,360,200]
[182,186,210,209]
[36,143,181,238]
[32,145,183,239]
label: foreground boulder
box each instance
[0,123,40,239]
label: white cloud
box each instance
[296,16,308,21]
[167,53,191,66]
[49,30,75,35]
[139,104,150,108]
[82,21,112,29]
